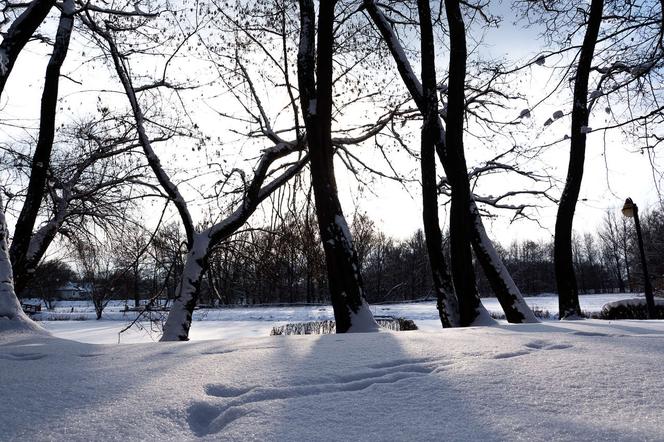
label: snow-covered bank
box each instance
[36,294,643,344]
[2,320,664,441]
[30,293,638,322]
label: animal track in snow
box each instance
[0,352,47,361]
[187,357,441,435]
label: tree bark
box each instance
[0,0,56,97]
[297,0,378,333]
[9,0,74,295]
[417,0,460,328]
[554,0,603,319]
[443,0,488,325]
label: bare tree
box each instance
[9,0,75,295]
[363,0,536,324]
[553,0,604,318]
[4,116,151,294]
[296,0,379,332]
[417,0,460,327]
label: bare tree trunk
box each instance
[622,219,632,292]
[417,0,460,328]
[0,0,55,96]
[443,0,491,325]
[364,0,534,323]
[9,0,74,296]
[297,0,378,333]
[554,0,603,319]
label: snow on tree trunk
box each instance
[554,0,604,319]
[0,198,44,334]
[160,233,210,341]
[469,201,538,323]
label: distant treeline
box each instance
[23,204,664,307]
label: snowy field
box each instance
[2,319,664,441]
[33,293,642,344]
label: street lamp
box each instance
[621,197,656,319]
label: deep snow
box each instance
[2,320,664,441]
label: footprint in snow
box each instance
[492,350,531,359]
[490,340,573,360]
[0,352,47,361]
[524,340,574,350]
[571,330,611,337]
[188,357,440,435]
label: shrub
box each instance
[599,298,664,320]
[270,316,417,336]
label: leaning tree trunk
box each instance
[364,0,534,323]
[554,0,603,319]
[297,0,378,333]
[93,13,310,341]
[469,201,537,322]
[0,0,56,97]
[9,0,74,295]
[417,0,461,328]
[443,0,492,326]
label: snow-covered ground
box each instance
[28,294,635,322]
[2,319,664,441]
[33,294,642,344]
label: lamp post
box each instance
[621,197,656,319]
